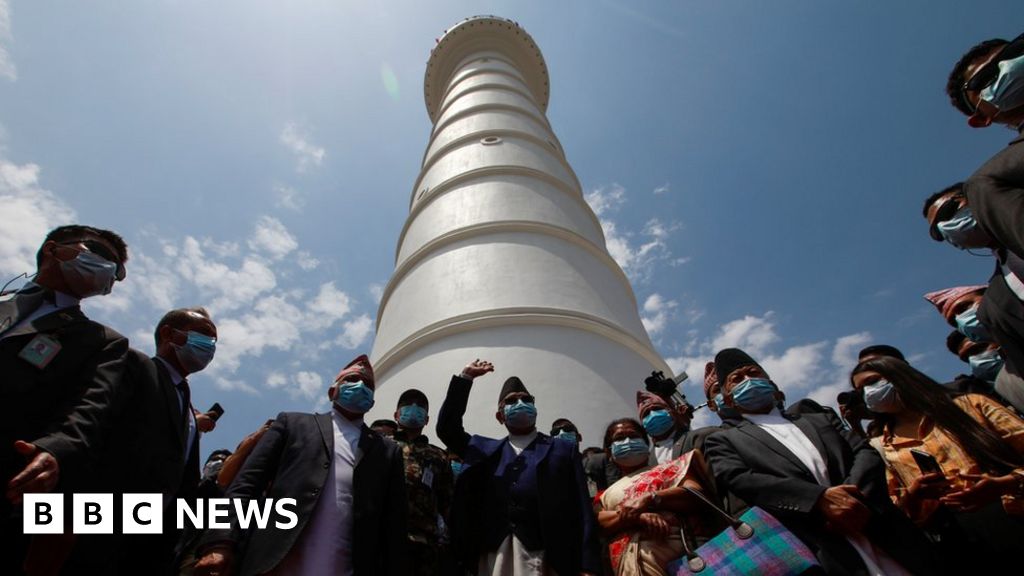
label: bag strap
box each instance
[674,487,757,573]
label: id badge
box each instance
[421,466,434,488]
[19,334,62,369]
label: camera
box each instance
[645,370,691,412]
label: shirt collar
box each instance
[332,407,364,434]
[19,281,79,309]
[744,407,787,425]
[154,356,185,386]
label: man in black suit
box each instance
[704,348,937,576]
[194,354,408,576]
[1,225,129,574]
[437,359,600,576]
[53,307,218,574]
[929,34,1024,418]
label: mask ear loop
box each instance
[966,248,993,258]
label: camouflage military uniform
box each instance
[394,430,454,576]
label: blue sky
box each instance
[1,1,1021,455]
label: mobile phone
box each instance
[910,449,943,475]
[207,402,225,421]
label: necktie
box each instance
[177,378,192,432]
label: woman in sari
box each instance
[595,418,717,576]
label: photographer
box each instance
[636,370,695,465]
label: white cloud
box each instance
[280,123,325,173]
[306,282,352,330]
[337,314,373,349]
[289,371,324,401]
[177,237,277,312]
[584,183,626,216]
[0,160,76,278]
[368,283,384,304]
[831,332,873,368]
[274,184,305,212]
[641,293,678,336]
[213,376,259,395]
[585,184,682,284]
[0,0,16,81]
[296,251,319,271]
[653,182,670,195]
[266,372,288,388]
[711,313,780,358]
[247,216,298,261]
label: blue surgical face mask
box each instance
[397,404,428,429]
[554,430,578,444]
[955,306,991,343]
[641,409,675,438]
[60,250,118,298]
[335,380,375,414]
[173,330,217,374]
[450,461,465,477]
[969,349,1004,383]
[937,206,991,250]
[863,380,902,414]
[503,400,537,429]
[979,54,1024,116]
[712,393,743,421]
[610,437,649,467]
[730,378,777,413]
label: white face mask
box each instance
[863,380,902,414]
[59,250,118,298]
[980,54,1024,117]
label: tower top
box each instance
[424,15,550,122]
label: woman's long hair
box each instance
[851,356,1022,474]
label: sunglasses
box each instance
[962,34,1024,113]
[502,394,535,406]
[928,193,966,240]
[61,240,126,280]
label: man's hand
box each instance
[6,441,60,504]
[195,412,217,433]
[816,484,871,536]
[940,473,1016,512]
[194,546,235,576]
[461,359,494,380]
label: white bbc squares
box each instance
[23,494,64,534]
[122,493,163,534]
[73,493,114,534]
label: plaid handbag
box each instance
[666,487,819,576]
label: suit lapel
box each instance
[357,424,380,466]
[529,434,552,466]
[154,359,184,449]
[736,419,816,479]
[0,287,44,334]
[3,304,84,339]
[315,412,334,457]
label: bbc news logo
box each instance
[23,494,298,534]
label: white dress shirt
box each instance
[270,410,363,576]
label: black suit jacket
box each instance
[202,411,408,576]
[97,351,198,497]
[704,410,937,576]
[967,131,1024,381]
[0,293,128,511]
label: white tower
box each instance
[369,16,671,444]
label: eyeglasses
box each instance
[502,394,535,406]
[61,240,126,280]
[928,193,966,240]
[961,34,1024,113]
[551,426,578,435]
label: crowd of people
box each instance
[2,30,1024,576]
